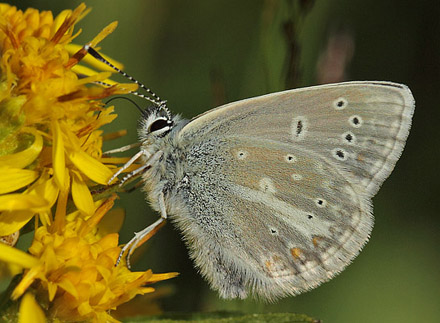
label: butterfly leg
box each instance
[118,151,164,186]
[116,191,167,268]
[103,142,141,155]
[108,149,149,184]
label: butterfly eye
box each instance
[149,118,170,133]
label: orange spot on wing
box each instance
[265,260,273,269]
[290,247,302,259]
[312,236,322,247]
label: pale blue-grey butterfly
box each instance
[87,47,415,301]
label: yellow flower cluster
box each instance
[10,197,176,322]
[0,3,176,322]
[0,3,124,234]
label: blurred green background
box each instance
[12,0,440,322]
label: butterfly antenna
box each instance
[84,45,167,109]
[105,96,146,115]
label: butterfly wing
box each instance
[171,81,414,300]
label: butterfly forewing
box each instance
[180,82,414,196]
[170,81,414,300]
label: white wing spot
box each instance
[315,198,327,208]
[259,177,276,194]
[315,162,325,173]
[385,139,395,149]
[304,260,318,270]
[391,121,400,129]
[291,116,308,141]
[361,178,370,187]
[332,148,348,161]
[291,173,303,181]
[333,97,348,110]
[370,160,383,174]
[349,115,363,128]
[236,150,248,160]
[285,154,297,163]
[263,254,295,277]
[342,131,356,145]
[322,246,339,264]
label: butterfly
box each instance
[87,46,415,301]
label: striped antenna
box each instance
[84,45,166,108]
[87,79,161,107]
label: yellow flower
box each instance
[0,3,177,322]
[18,293,45,323]
[0,196,176,322]
[0,3,136,234]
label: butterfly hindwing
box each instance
[171,136,372,299]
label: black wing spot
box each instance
[334,97,348,110]
[291,116,308,140]
[333,148,348,161]
[296,120,303,135]
[349,115,363,128]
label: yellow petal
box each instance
[53,9,73,34]
[12,266,42,300]
[101,129,127,141]
[96,288,115,305]
[100,157,131,164]
[71,171,95,216]
[91,20,119,46]
[52,121,66,190]
[67,149,113,185]
[47,282,58,302]
[71,64,117,85]
[41,246,58,273]
[80,195,116,236]
[58,278,79,299]
[0,261,22,278]
[18,293,46,323]
[39,212,52,226]
[67,43,124,73]
[29,174,59,208]
[0,194,49,212]
[97,208,125,236]
[0,243,39,268]
[0,210,35,236]
[76,71,112,86]
[52,170,69,232]
[77,302,93,316]
[51,3,88,44]
[139,287,155,294]
[0,130,43,169]
[149,272,180,282]
[0,172,60,234]
[0,167,39,194]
